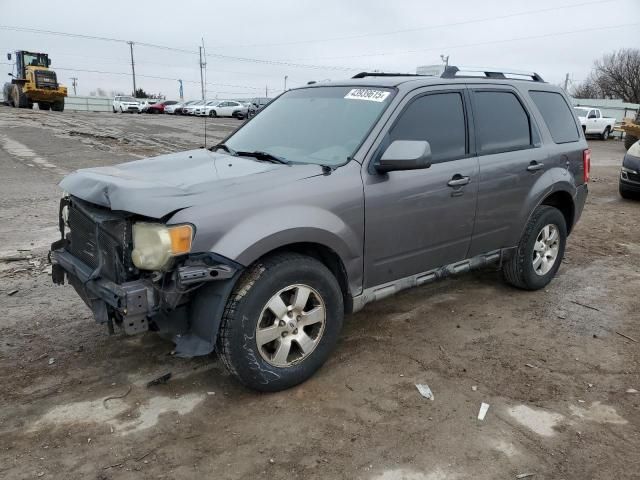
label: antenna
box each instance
[201,37,208,148]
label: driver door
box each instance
[363,88,479,287]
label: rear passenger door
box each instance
[363,88,479,287]
[466,86,547,256]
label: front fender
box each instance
[209,206,363,295]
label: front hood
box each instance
[59,149,323,218]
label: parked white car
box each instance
[112,96,141,114]
[195,100,220,116]
[574,107,616,140]
[164,102,182,114]
[182,101,205,115]
[206,100,248,118]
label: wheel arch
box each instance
[539,189,576,234]
[253,242,353,314]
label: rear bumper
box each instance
[573,183,588,227]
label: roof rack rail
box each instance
[441,66,545,82]
[352,72,423,79]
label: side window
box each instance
[388,92,466,163]
[473,91,531,153]
[529,91,580,144]
[588,110,596,119]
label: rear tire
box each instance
[503,205,567,290]
[601,127,610,140]
[625,134,638,150]
[217,252,344,392]
[39,102,51,111]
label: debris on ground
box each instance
[146,372,172,388]
[471,385,478,391]
[525,363,537,369]
[626,388,638,394]
[515,474,535,479]
[615,331,638,343]
[415,384,434,401]
[0,254,32,263]
[103,385,132,409]
[48,357,55,365]
[477,402,490,420]
[570,300,600,312]
[7,289,18,296]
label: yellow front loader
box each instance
[3,51,67,111]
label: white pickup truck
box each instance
[573,107,616,140]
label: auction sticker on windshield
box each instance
[344,89,390,102]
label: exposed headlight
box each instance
[621,166,638,175]
[131,223,193,271]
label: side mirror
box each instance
[48,59,52,67]
[376,140,432,173]
[7,53,11,61]
[7,73,13,77]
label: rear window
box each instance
[473,91,531,153]
[530,91,580,144]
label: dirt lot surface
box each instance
[0,108,638,480]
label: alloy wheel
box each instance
[532,224,560,275]
[255,284,326,367]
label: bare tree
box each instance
[572,49,640,103]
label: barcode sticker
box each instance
[344,89,390,102]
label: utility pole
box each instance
[265,85,268,98]
[178,79,183,101]
[564,73,570,91]
[199,45,206,101]
[284,75,288,91]
[70,77,78,96]
[440,54,449,68]
[127,41,137,97]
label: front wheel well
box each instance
[257,243,352,313]
[541,191,575,234]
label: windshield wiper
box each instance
[236,150,290,165]
[210,143,237,155]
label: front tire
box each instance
[217,253,344,392]
[503,205,567,290]
[209,110,217,117]
[625,134,638,150]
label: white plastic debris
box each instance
[477,402,490,420]
[516,474,535,479]
[471,385,478,391]
[626,388,638,394]
[48,357,55,365]
[415,384,434,401]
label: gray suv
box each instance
[51,67,589,391]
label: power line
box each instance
[290,22,640,61]
[207,0,618,50]
[0,25,362,71]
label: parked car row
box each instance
[111,96,265,119]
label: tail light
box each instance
[583,149,591,183]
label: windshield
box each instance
[225,86,394,166]
[23,52,49,67]
[573,108,589,116]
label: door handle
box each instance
[447,175,470,187]
[527,161,545,172]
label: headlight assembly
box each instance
[131,223,193,271]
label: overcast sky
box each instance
[2,0,639,100]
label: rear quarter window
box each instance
[530,91,580,143]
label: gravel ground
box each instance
[0,107,638,480]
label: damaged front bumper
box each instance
[50,196,242,357]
